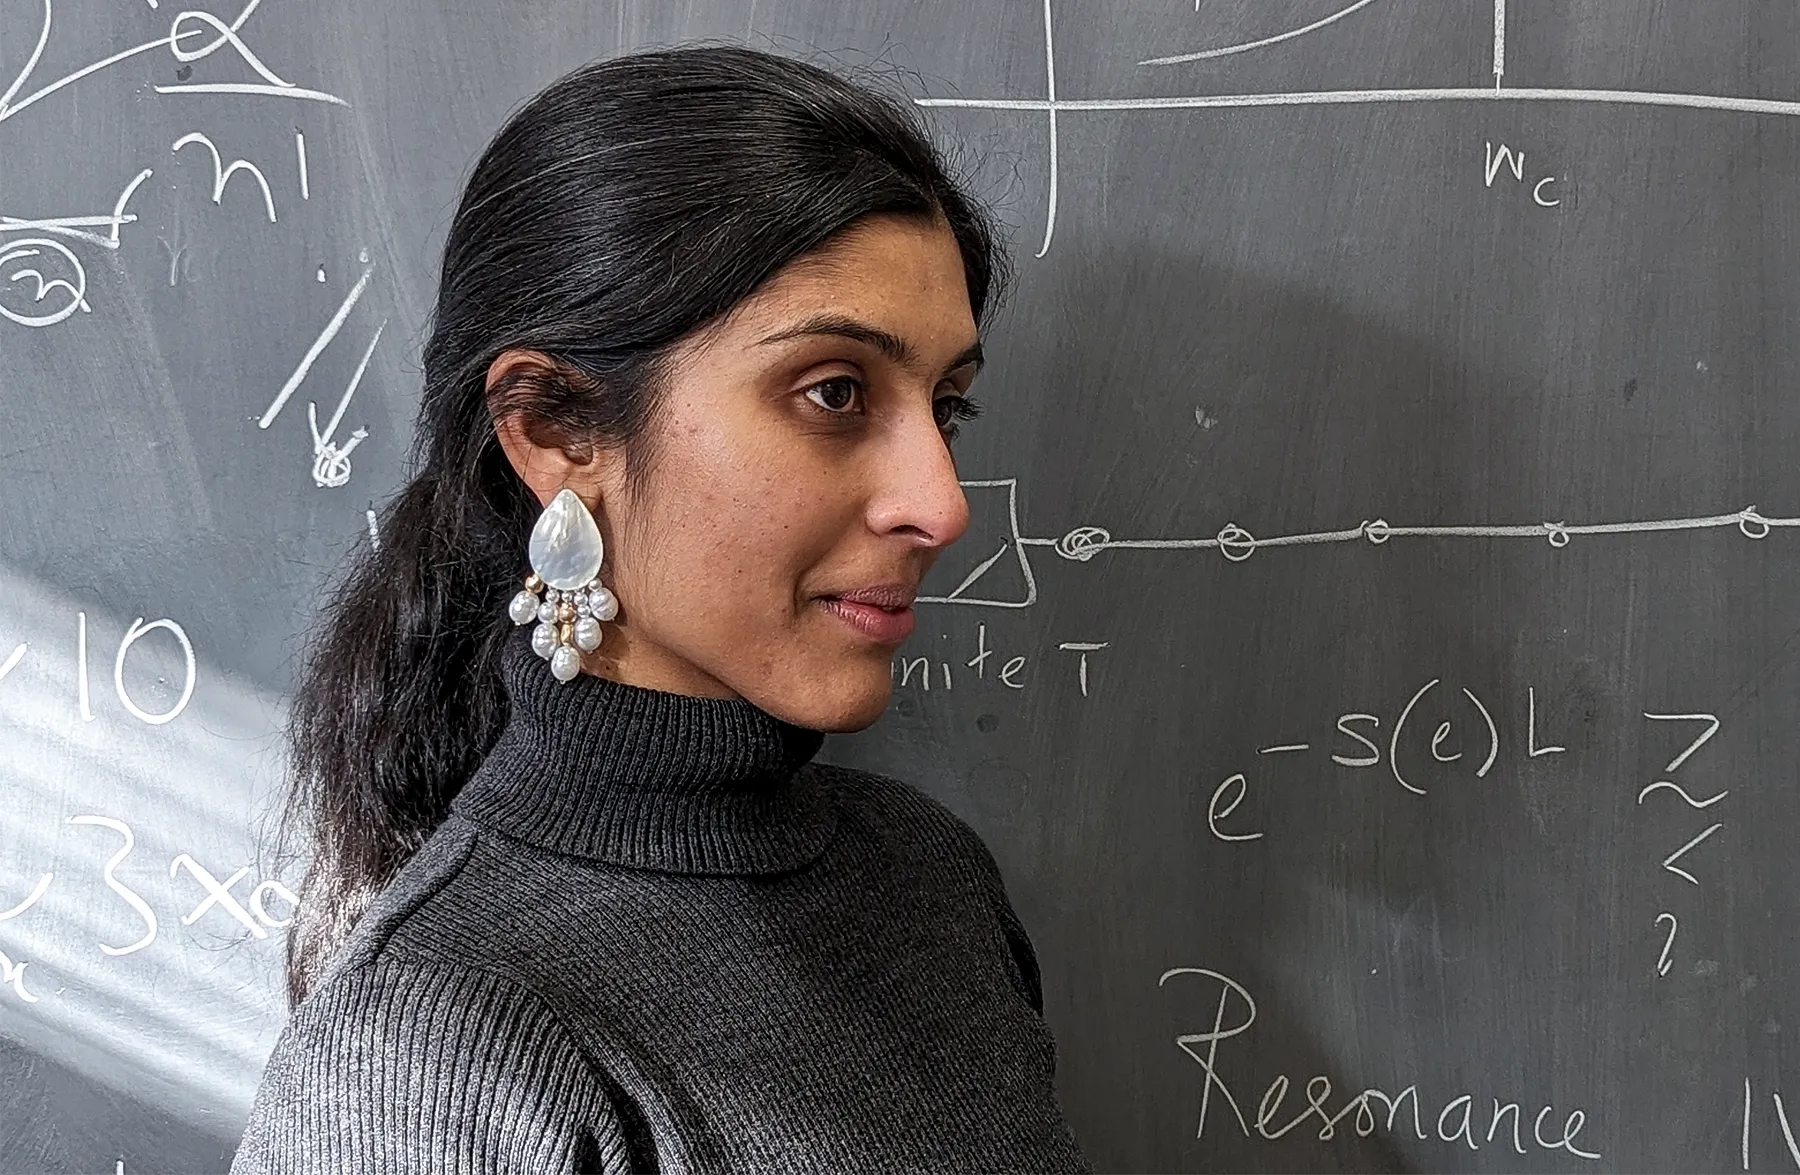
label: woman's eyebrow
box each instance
[756,312,984,375]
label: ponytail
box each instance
[275,453,526,1005]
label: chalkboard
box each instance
[4,1,1798,1171]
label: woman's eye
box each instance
[804,376,863,414]
[933,392,983,436]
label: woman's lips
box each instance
[818,596,916,644]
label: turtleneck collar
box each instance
[450,626,836,875]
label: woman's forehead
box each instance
[706,219,978,354]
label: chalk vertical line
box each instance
[1493,0,1506,87]
[295,130,309,199]
[1008,478,1039,607]
[77,611,91,721]
[1036,0,1059,258]
[1743,1077,1752,1170]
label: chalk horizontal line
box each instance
[151,83,349,106]
[917,87,1800,118]
[1008,507,1800,563]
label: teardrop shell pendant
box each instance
[506,488,620,683]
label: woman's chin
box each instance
[767,667,892,734]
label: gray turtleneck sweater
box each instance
[228,626,1091,1173]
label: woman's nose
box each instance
[866,409,971,550]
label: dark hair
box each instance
[272,45,1008,1006]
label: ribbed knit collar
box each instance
[450,626,836,875]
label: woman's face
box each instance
[493,213,983,731]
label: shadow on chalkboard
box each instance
[0,1031,237,1175]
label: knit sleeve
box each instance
[229,961,638,1175]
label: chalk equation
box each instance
[1202,680,1568,844]
[0,0,377,486]
[0,812,297,1004]
[924,479,1800,611]
[0,611,196,725]
[1203,682,1730,977]
[917,0,1800,254]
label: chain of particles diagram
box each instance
[917,0,1800,258]
[915,5,1800,609]
[923,481,1800,608]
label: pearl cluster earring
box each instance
[506,487,620,683]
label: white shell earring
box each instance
[505,487,621,683]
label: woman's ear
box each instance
[487,348,603,510]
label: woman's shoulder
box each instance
[232,954,633,1174]
[234,823,657,1171]
[286,953,566,1044]
[303,813,576,1015]
[807,762,1009,880]
[310,816,485,985]
[290,821,591,1061]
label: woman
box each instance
[229,44,1092,1175]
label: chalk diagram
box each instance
[919,0,1800,259]
[922,481,1800,608]
[915,3,1800,610]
